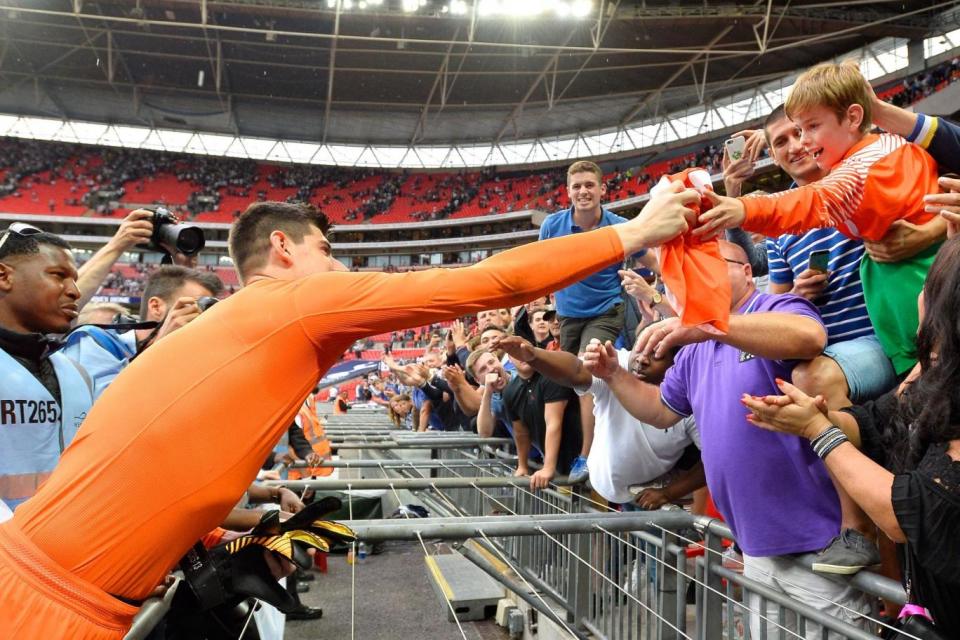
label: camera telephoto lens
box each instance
[151,208,206,257]
[172,226,205,255]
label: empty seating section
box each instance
[2,59,957,225]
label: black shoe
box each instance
[296,582,311,594]
[287,605,323,621]
[296,568,316,582]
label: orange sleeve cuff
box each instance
[200,527,228,549]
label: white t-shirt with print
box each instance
[576,349,700,504]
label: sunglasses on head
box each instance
[0,222,43,253]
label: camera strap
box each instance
[87,320,161,331]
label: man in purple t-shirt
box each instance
[583,240,868,639]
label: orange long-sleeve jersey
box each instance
[740,133,939,240]
[10,225,625,602]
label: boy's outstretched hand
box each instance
[693,190,747,240]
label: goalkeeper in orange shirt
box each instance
[0,186,698,640]
[698,61,942,376]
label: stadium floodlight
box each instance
[569,0,592,17]
[474,0,592,18]
[449,0,468,15]
[477,0,498,17]
[402,0,419,12]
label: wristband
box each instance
[811,425,848,460]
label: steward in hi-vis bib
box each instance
[0,224,91,518]
[0,346,93,512]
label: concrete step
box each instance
[425,553,505,622]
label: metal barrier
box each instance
[302,415,910,640]
[124,412,910,640]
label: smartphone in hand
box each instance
[808,249,830,273]
[724,136,747,161]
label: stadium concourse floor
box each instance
[286,540,509,640]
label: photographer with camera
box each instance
[76,208,206,310]
[61,266,223,398]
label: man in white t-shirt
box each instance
[491,335,704,506]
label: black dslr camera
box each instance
[148,207,205,257]
[196,296,219,312]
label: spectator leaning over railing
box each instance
[722,102,940,575]
[743,235,960,637]
[491,334,704,508]
[539,160,658,484]
[439,362,479,430]
[500,348,584,490]
[0,224,94,521]
[467,348,519,442]
[584,240,869,639]
[385,356,445,432]
[398,352,471,432]
[387,393,414,429]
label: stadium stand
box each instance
[2,56,957,228]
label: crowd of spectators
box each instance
[2,55,960,640]
[1,57,957,228]
[326,62,960,638]
[890,55,960,106]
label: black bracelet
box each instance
[810,425,840,448]
[818,435,849,459]
[811,425,849,459]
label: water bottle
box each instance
[357,542,369,561]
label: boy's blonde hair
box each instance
[785,60,872,133]
[567,160,603,182]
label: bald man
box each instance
[582,240,869,639]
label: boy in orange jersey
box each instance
[698,61,942,376]
[0,189,699,640]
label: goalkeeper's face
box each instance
[285,227,348,278]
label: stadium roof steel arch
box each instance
[0,0,958,168]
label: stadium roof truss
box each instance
[0,0,958,169]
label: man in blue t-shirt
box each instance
[583,240,868,639]
[538,160,655,483]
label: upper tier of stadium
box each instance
[2,54,957,228]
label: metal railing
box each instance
[304,416,910,640]
[125,413,911,640]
